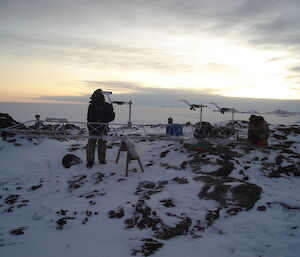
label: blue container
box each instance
[166,124,183,136]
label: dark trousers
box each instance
[86,138,106,163]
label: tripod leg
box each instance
[125,151,130,177]
[115,145,121,163]
[137,157,144,173]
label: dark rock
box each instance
[89,200,96,206]
[279,164,300,177]
[160,163,179,170]
[78,190,102,199]
[135,181,168,199]
[57,209,68,215]
[108,207,125,219]
[4,195,19,205]
[82,217,89,224]
[196,176,262,215]
[243,176,249,181]
[56,218,67,230]
[160,150,170,158]
[278,202,300,211]
[67,147,79,152]
[189,145,241,173]
[268,170,281,178]
[56,214,75,230]
[67,144,81,152]
[276,126,300,135]
[267,201,300,211]
[172,177,189,184]
[288,226,298,230]
[125,200,192,243]
[30,184,42,191]
[160,199,175,208]
[139,181,156,189]
[0,113,17,127]
[257,206,267,211]
[275,155,285,165]
[155,216,192,240]
[132,238,164,257]
[10,227,25,235]
[62,154,83,168]
[0,113,21,138]
[67,175,87,191]
[125,200,162,230]
[205,209,220,227]
[146,161,154,167]
[91,172,105,184]
[211,161,234,176]
[273,134,287,140]
[269,164,300,177]
[180,161,188,170]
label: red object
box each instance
[256,140,268,147]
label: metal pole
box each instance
[199,106,203,131]
[127,101,132,128]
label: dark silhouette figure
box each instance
[247,115,270,147]
[86,89,115,168]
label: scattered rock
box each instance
[273,134,287,140]
[211,161,234,176]
[160,199,175,208]
[78,190,104,199]
[146,161,154,167]
[180,161,188,170]
[155,215,192,240]
[62,154,83,168]
[0,113,19,129]
[0,113,22,138]
[67,144,81,152]
[10,227,25,235]
[160,150,170,158]
[91,172,105,184]
[55,210,76,230]
[257,205,267,211]
[108,207,125,219]
[135,181,168,199]
[4,195,19,205]
[125,200,162,230]
[276,126,300,135]
[172,177,189,184]
[196,176,262,216]
[269,164,300,178]
[68,175,87,191]
[56,218,68,230]
[160,163,179,170]
[132,238,164,257]
[30,184,42,191]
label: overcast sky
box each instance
[0,0,299,109]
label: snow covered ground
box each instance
[0,121,299,257]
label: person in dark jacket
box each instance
[86,89,115,168]
[247,115,270,147]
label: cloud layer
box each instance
[36,80,300,112]
[0,0,300,102]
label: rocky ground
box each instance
[0,121,299,257]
